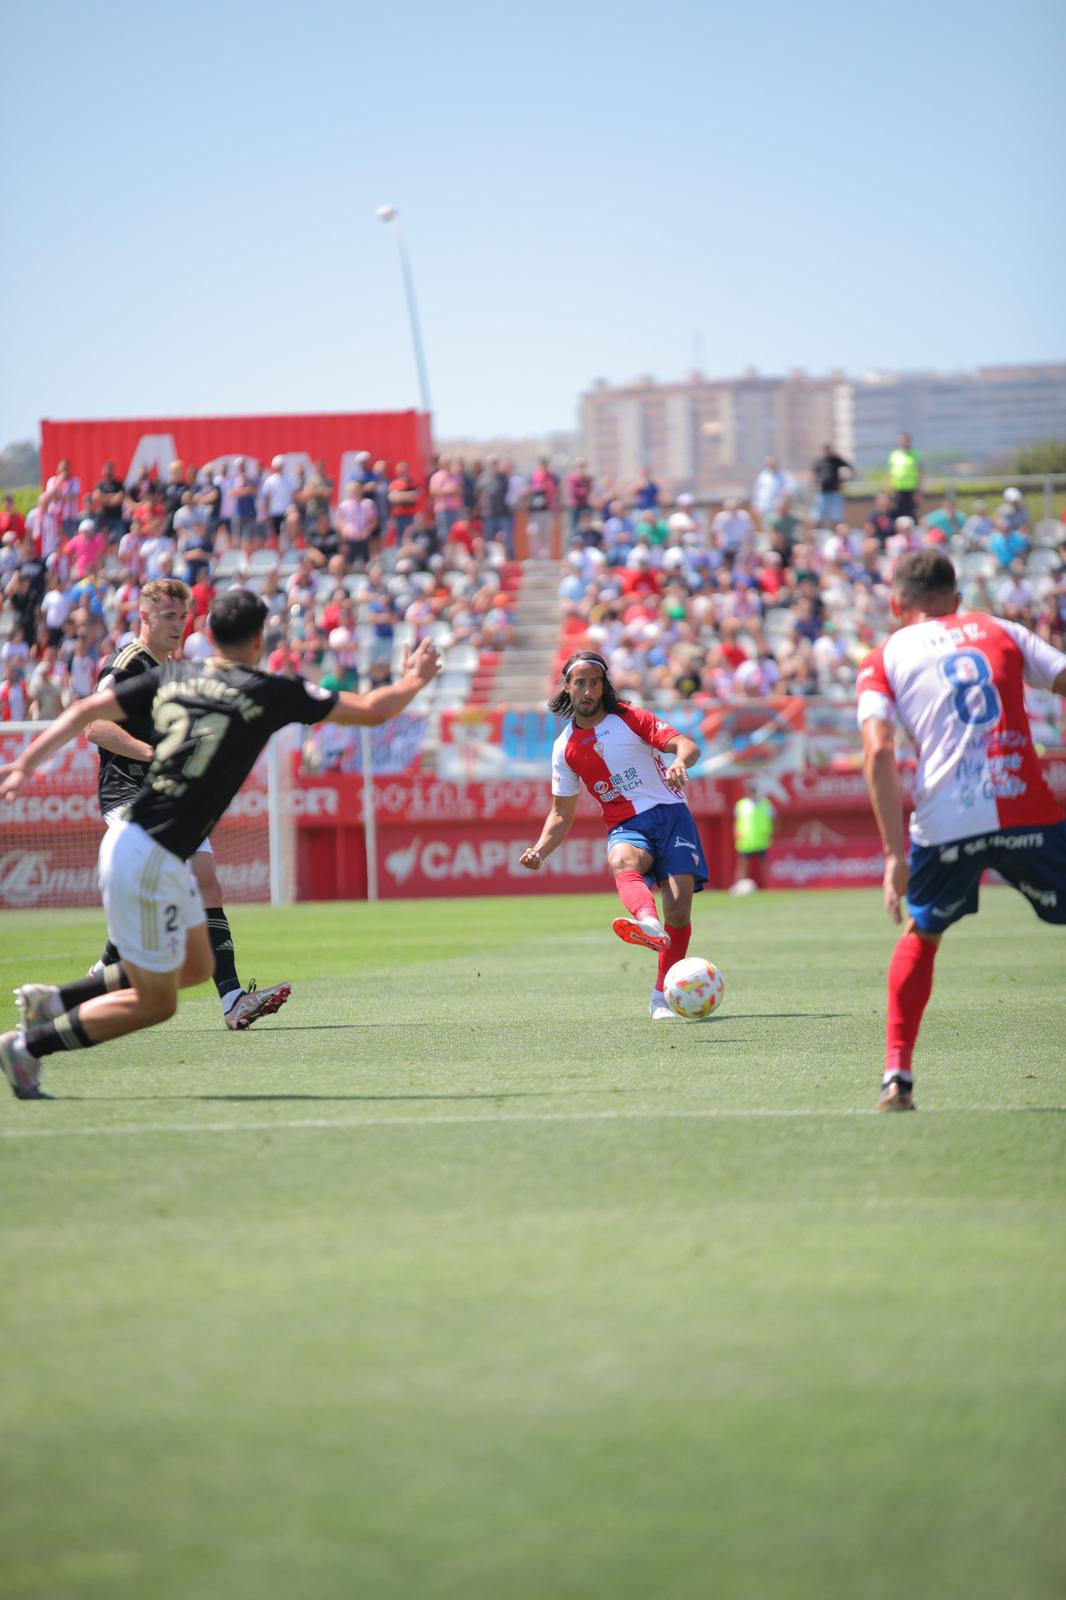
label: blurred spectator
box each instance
[320,631,360,693]
[40,575,73,645]
[298,459,334,527]
[6,539,45,637]
[259,455,295,538]
[811,443,853,526]
[990,519,1029,570]
[477,457,513,554]
[175,508,213,585]
[752,456,794,524]
[388,461,419,544]
[141,519,176,580]
[887,432,922,519]
[0,495,26,540]
[27,648,67,719]
[224,457,259,544]
[183,623,214,661]
[336,481,378,565]
[1,622,30,667]
[193,467,222,529]
[766,496,801,556]
[565,457,594,535]
[712,499,756,563]
[962,500,993,546]
[92,460,127,536]
[629,467,660,511]
[308,508,340,564]
[66,517,106,580]
[161,460,190,535]
[429,457,464,544]
[42,458,82,537]
[67,636,98,699]
[865,491,895,547]
[0,661,28,720]
[995,486,1031,533]
[528,457,559,515]
[369,460,391,533]
[924,494,965,543]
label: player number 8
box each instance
[942,649,1001,727]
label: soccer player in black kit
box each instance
[0,590,440,1099]
[88,576,289,1030]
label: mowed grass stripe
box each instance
[2,1102,1065,1140]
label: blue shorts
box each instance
[607,801,709,891]
[907,821,1066,932]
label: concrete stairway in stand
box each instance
[487,558,562,706]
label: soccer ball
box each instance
[664,957,725,1021]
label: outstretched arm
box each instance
[0,689,125,800]
[520,793,579,870]
[85,715,154,762]
[326,638,441,727]
[862,716,907,923]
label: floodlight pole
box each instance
[376,204,433,419]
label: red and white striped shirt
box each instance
[551,704,684,825]
[856,611,1066,846]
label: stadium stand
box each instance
[1,455,1064,724]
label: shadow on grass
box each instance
[51,1087,669,1105]
[179,1012,845,1035]
[712,1013,845,1021]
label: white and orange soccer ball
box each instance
[663,957,725,1021]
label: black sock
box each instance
[205,908,241,1003]
[24,1007,95,1060]
[58,962,129,1009]
[97,939,122,968]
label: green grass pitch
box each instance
[1,890,1063,1600]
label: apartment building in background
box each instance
[580,362,1066,494]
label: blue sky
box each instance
[3,0,1064,449]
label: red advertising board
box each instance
[39,410,432,502]
[4,723,1066,906]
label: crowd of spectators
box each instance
[0,450,550,717]
[0,444,1063,724]
[555,469,1066,708]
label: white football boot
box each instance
[649,989,678,1020]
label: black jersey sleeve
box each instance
[262,675,339,730]
[97,650,152,695]
[111,665,164,720]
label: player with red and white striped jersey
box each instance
[857,549,1066,1110]
[520,651,709,1019]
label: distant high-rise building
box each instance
[835,365,1066,467]
[579,363,1066,492]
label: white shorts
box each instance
[104,807,212,856]
[98,819,206,973]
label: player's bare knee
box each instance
[186,949,215,987]
[138,987,178,1026]
[191,855,223,904]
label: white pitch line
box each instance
[0,1104,1061,1142]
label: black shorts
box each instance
[907,821,1066,931]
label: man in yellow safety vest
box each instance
[887,433,922,521]
[732,788,774,892]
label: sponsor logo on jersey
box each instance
[962,831,1044,854]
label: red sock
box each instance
[885,932,937,1076]
[657,921,692,990]
[614,869,657,923]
